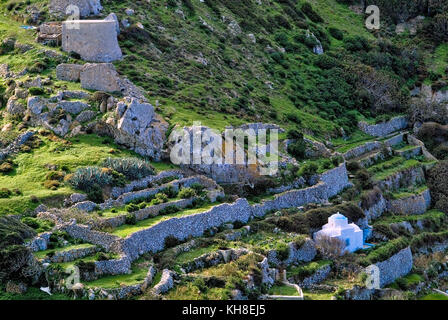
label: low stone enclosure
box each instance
[387,188,431,215]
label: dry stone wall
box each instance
[372,247,413,288]
[387,189,431,215]
[358,116,408,137]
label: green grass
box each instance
[287,260,332,280]
[373,210,445,226]
[331,130,375,153]
[0,133,166,216]
[268,284,299,296]
[85,260,150,289]
[420,293,448,300]
[303,290,334,300]
[164,282,229,300]
[368,157,421,181]
[388,185,428,200]
[110,203,216,238]
[34,243,96,260]
[425,43,448,76]
[388,273,424,290]
[175,245,220,264]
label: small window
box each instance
[345,239,350,247]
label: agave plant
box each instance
[68,167,113,191]
[102,157,154,180]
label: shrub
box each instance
[360,187,383,210]
[161,186,178,199]
[178,187,196,199]
[125,203,140,213]
[0,188,12,198]
[314,54,340,70]
[102,157,154,180]
[86,184,103,203]
[298,162,318,180]
[68,167,112,191]
[152,193,169,205]
[43,180,60,190]
[0,162,13,173]
[301,2,324,23]
[20,217,54,233]
[28,87,45,96]
[164,235,182,249]
[355,169,373,190]
[328,27,344,40]
[125,213,136,225]
[160,205,181,215]
[190,183,204,194]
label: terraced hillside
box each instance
[0,0,448,301]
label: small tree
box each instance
[315,235,346,260]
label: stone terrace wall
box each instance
[64,223,120,251]
[372,247,413,288]
[110,175,215,207]
[320,163,352,198]
[343,141,382,160]
[110,170,184,199]
[120,199,253,260]
[387,189,431,215]
[358,116,408,137]
[94,256,131,276]
[377,166,426,191]
[99,198,195,229]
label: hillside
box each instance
[0,0,447,302]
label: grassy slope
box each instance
[0,134,140,216]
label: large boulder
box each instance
[49,0,102,18]
[62,20,122,63]
[56,64,83,82]
[6,96,25,115]
[117,98,155,136]
[80,63,121,93]
[92,97,167,160]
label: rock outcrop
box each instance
[49,0,102,18]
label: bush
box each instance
[164,235,182,249]
[328,27,344,40]
[125,213,136,225]
[314,54,340,70]
[28,87,45,96]
[178,187,196,199]
[86,184,103,203]
[298,162,318,180]
[0,188,12,198]
[0,162,13,173]
[43,180,60,190]
[150,193,169,205]
[160,205,181,215]
[68,167,112,192]
[125,203,140,213]
[102,157,154,180]
[20,217,54,233]
[301,2,324,23]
